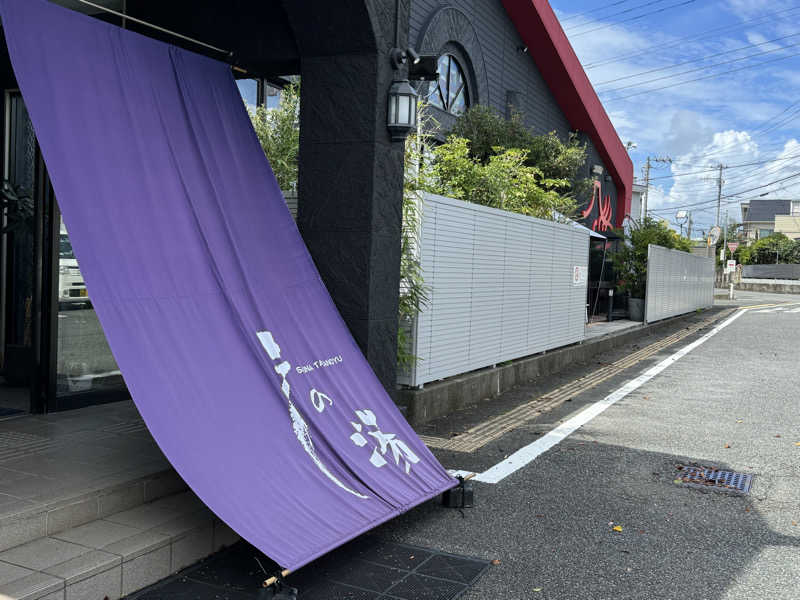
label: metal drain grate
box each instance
[675,465,753,494]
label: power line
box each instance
[559,0,632,23]
[671,137,797,167]
[599,40,800,95]
[603,47,800,101]
[564,0,672,30]
[649,170,800,212]
[594,30,800,87]
[582,4,800,69]
[567,0,697,37]
[650,168,800,208]
[646,153,800,180]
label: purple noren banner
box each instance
[0,0,455,570]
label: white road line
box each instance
[754,307,785,313]
[789,307,800,313]
[468,309,748,485]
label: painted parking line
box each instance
[420,310,731,453]
[461,308,748,485]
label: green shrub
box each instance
[740,232,800,264]
[248,82,300,192]
[612,217,692,298]
[425,135,577,219]
[450,105,590,199]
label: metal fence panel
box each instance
[742,264,800,280]
[399,193,589,387]
[645,244,714,323]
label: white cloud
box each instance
[644,133,800,233]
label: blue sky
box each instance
[551,0,800,236]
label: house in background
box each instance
[631,182,645,222]
[741,199,800,243]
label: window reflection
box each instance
[236,79,259,111]
[427,54,469,116]
[56,218,122,395]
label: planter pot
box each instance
[628,297,645,322]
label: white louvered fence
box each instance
[644,244,714,323]
[399,193,590,388]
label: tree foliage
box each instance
[424,136,577,219]
[738,233,800,265]
[449,105,591,199]
[612,217,693,298]
[248,82,300,192]
[397,108,435,371]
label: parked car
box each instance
[58,223,89,308]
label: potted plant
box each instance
[613,246,646,321]
[612,217,692,322]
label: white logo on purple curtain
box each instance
[256,329,422,491]
[349,409,420,474]
[256,330,368,499]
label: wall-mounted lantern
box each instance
[387,79,417,141]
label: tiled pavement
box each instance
[0,402,239,599]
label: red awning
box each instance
[502,0,634,227]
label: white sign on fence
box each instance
[573,265,588,286]
[726,259,736,273]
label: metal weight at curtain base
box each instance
[259,574,298,599]
[442,475,475,509]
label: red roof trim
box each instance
[501,0,633,226]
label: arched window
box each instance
[428,54,469,115]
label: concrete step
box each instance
[0,490,240,600]
[0,468,189,554]
[0,402,190,554]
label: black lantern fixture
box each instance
[387,79,417,141]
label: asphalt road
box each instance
[376,296,800,599]
[128,292,800,599]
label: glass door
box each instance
[1,90,128,415]
[0,90,38,416]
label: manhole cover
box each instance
[674,464,753,494]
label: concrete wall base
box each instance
[398,309,722,426]
[731,282,800,294]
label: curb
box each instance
[398,308,728,427]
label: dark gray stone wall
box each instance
[283,0,409,395]
[410,0,619,224]
[411,0,570,135]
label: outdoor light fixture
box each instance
[387,79,418,141]
[409,54,439,81]
[390,46,422,69]
[592,164,604,176]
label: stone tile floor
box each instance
[0,402,240,599]
[0,490,238,599]
[0,400,169,521]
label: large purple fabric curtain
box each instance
[0,0,454,570]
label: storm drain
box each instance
[675,465,753,494]
[127,536,490,600]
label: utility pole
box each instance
[642,156,672,220]
[642,157,651,220]
[715,164,725,228]
[687,212,692,239]
[723,208,728,277]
